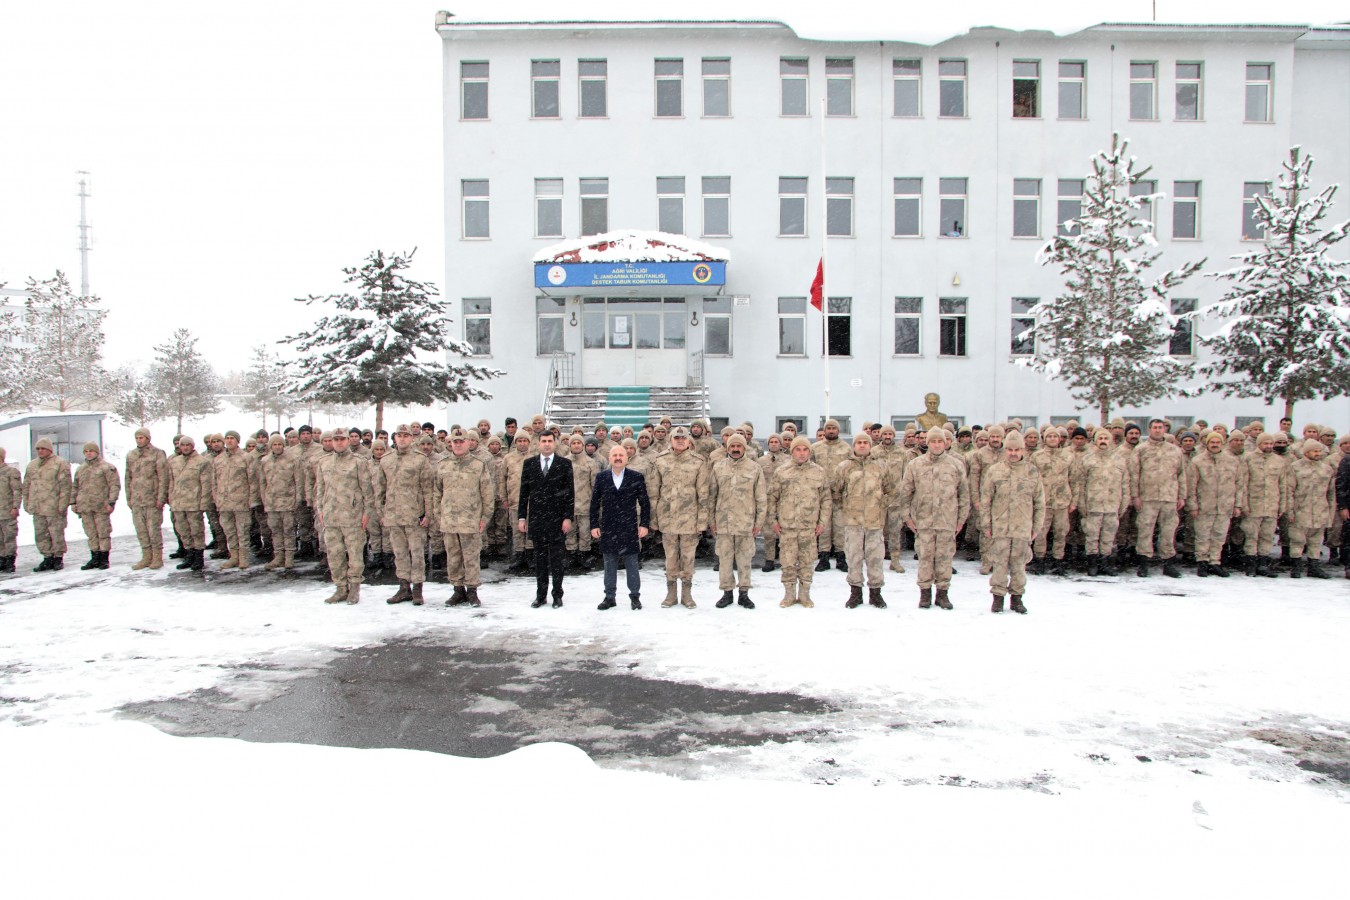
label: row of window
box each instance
[462,296,1198,360]
[461,177,1272,241]
[460,57,1276,123]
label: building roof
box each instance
[533,231,731,265]
[0,411,108,430]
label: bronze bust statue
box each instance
[915,392,949,431]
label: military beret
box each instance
[790,436,812,451]
[224,430,241,441]
[34,438,53,451]
[727,434,747,448]
[134,427,151,440]
[1003,430,1025,450]
[670,427,689,439]
[83,441,100,453]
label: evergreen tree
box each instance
[0,298,28,412]
[1022,134,1204,424]
[1195,146,1350,421]
[241,344,295,432]
[150,328,221,435]
[110,365,167,428]
[279,249,499,432]
[18,271,111,412]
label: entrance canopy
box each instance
[533,230,729,291]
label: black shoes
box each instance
[598,597,617,610]
[716,590,734,608]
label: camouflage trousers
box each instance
[443,531,483,587]
[131,505,164,551]
[1287,525,1326,560]
[0,514,18,556]
[485,505,510,551]
[32,513,67,556]
[252,506,272,546]
[207,504,224,546]
[1034,506,1071,559]
[565,512,593,552]
[388,525,427,584]
[219,509,253,565]
[79,512,112,552]
[366,520,388,555]
[1080,512,1120,556]
[987,537,1031,597]
[171,510,206,550]
[885,508,905,562]
[716,532,755,591]
[267,510,296,554]
[296,503,315,545]
[662,532,699,583]
[324,526,366,589]
[1178,507,1195,557]
[1135,501,1179,560]
[1242,516,1278,557]
[914,528,956,590]
[1115,505,1138,551]
[843,526,885,588]
[817,501,845,554]
[778,528,817,589]
[1192,513,1232,565]
[761,527,777,563]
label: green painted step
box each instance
[603,386,650,427]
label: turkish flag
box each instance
[809,258,824,311]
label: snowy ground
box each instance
[2,539,1348,896]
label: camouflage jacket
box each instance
[124,444,169,508]
[898,452,969,533]
[72,458,120,514]
[378,448,434,526]
[168,452,214,512]
[433,453,494,533]
[22,455,72,516]
[980,458,1046,540]
[768,459,831,532]
[315,450,375,527]
[259,450,303,513]
[649,449,709,534]
[708,455,766,534]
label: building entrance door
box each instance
[581,298,687,386]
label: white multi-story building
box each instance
[438,14,1350,433]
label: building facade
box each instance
[439,15,1350,433]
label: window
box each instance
[938,59,967,116]
[819,415,851,433]
[1058,61,1085,119]
[662,298,686,349]
[1175,62,1202,120]
[826,177,854,237]
[1057,179,1084,236]
[582,298,606,349]
[703,296,732,356]
[776,416,807,433]
[1245,63,1273,122]
[461,179,489,238]
[580,178,608,236]
[532,60,560,118]
[656,177,685,234]
[702,176,730,237]
[1129,62,1157,120]
[780,57,809,116]
[536,296,564,355]
[1010,298,1037,356]
[939,298,967,356]
[535,178,563,238]
[655,59,684,117]
[893,297,922,355]
[1012,60,1040,118]
[702,58,730,116]
[1234,415,1264,430]
[938,178,967,237]
[1169,298,1196,356]
[824,297,851,357]
[826,58,854,116]
[779,177,808,236]
[579,59,607,118]
[1009,416,1039,429]
[893,58,921,116]
[1013,179,1041,238]
[460,61,488,120]
[893,178,922,237]
[1131,179,1157,228]
[1242,182,1268,240]
[778,297,807,356]
[1172,180,1200,239]
[463,298,491,356]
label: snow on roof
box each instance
[532,231,731,265]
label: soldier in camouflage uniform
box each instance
[1030,426,1074,576]
[316,430,375,603]
[564,433,597,572]
[24,437,72,572]
[204,434,228,557]
[365,438,391,577]
[379,424,434,605]
[708,433,765,608]
[899,427,969,610]
[966,424,1005,573]
[1071,430,1130,576]
[834,432,894,609]
[72,442,119,570]
[212,430,260,571]
[649,426,709,608]
[758,433,787,572]
[168,435,213,571]
[293,425,320,558]
[1113,423,1142,565]
[980,430,1044,614]
[0,448,22,573]
[125,427,170,570]
[810,418,852,571]
[434,427,495,607]
[1187,431,1246,578]
[690,419,718,459]
[502,430,534,573]
[483,434,510,562]
[1242,432,1286,577]
[259,434,302,571]
[1133,419,1186,578]
[1286,440,1336,579]
[768,436,830,608]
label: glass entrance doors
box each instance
[580,297,687,386]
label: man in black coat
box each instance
[518,432,575,607]
[590,444,651,610]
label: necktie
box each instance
[542,457,550,475]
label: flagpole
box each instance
[819,94,830,424]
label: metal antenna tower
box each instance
[76,171,92,297]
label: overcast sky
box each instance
[1,0,1344,374]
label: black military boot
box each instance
[1197,561,1210,577]
[1136,557,1151,578]
[1211,562,1230,578]
[176,549,195,571]
[597,595,617,610]
[81,551,100,571]
[210,542,231,561]
[716,590,734,608]
[845,584,863,608]
[630,593,642,610]
[737,589,754,609]
[1290,558,1305,579]
[1009,595,1028,614]
[463,586,479,607]
[98,550,111,569]
[1258,556,1278,578]
[1085,554,1101,577]
[918,586,932,609]
[868,587,886,608]
[814,552,831,572]
[169,542,186,560]
[834,551,848,573]
[1306,559,1330,580]
[990,592,1004,613]
[1244,555,1259,577]
[33,557,53,573]
[1050,557,1068,577]
[50,556,63,571]
[1162,557,1183,578]
[190,549,206,571]
[1028,555,1044,575]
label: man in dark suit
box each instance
[518,432,574,607]
[590,444,651,610]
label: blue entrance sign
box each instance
[535,260,726,289]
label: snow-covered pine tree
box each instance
[0,295,29,412]
[1195,146,1350,422]
[110,365,167,428]
[1023,133,1204,425]
[150,328,221,434]
[279,249,499,433]
[241,344,294,433]
[20,271,111,412]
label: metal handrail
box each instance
[542,352,574,417]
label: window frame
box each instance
[893,177,922,238]
[534,178,564,239]
[1171,180,1200,240]
[939,297,968,357]
[826,176,854,237]
[578,59,608,118]
[1245,63,1273,123]
[823,296,852,358]
[778,176,808,237]
[656,176,686,235]
[1131,179,1158,229]
[1009,297,1038,356]
[1057,60,1085,120]
[780,57,809,117]
[461,179,490,240]
[701,57,731,117]
[463,297,492,357]
[703,297,733,356]
[460,60,489,120]
[1012,178,1041,238]
[892,58,921,117]
[655,58,685,118]
[777,297,808,357]
[535,296,565,356]
[1175,61,1202,121]
[1129,61,1158,121]
[1242,181,1269,241]
[938,58,968,117]
[701,176,731,237]
[1169,298,1197,357]
[1012,59,1041,118]
[531,59,561,119]
[1057,178,1085,237]
[580,177,609,236]
[826,57,855,116]
[938,177,968,238]
[893,296,922,356]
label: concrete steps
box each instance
[546,385,709,430]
